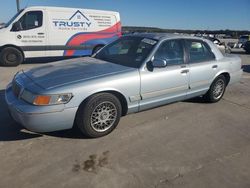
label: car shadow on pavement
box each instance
[242,65,250,73]
[184,96,209,104]
[0,90,88,141]
[0,90,43,141]
[43,127,88,139]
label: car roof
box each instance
[125,33,224,60]
[126,33,202,41]
[25,6,119,14]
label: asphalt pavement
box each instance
[0,51,250,188]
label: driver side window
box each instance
[18,11,43,30]
[154,40,184,65]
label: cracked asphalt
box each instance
[0,51,250,188]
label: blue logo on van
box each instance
[53,10,92,28]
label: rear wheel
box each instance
[0,47,24,66]
[76,93,122,138]
[204,75,226,103]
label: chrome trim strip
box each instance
[142,85,187,100]
[190,80,210,88]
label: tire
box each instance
[76,93,122,138]
[0,47,24,66]
[244,42,250,54]
[92,45,104,55]
[204,75,226,103]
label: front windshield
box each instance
[5,9,24,28]
[95,36,158,68]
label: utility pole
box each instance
[16,0,20,12]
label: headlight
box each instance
[21,90,73,106]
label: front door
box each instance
[140,39,189,111]
[14,10,46,58]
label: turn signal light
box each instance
[33,95,51,105]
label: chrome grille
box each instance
[12,80,21,97]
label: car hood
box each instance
[0,27,7,32]
[23,57,134,90]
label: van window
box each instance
[19,11,43,30]
[186,40,215,63]
[154,40,184,65]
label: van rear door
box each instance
[14,9,46,58]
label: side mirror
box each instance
[11,21,22,31]
[213,40,219,45]
[152,58,167,68]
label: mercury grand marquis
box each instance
[5,34,243,138]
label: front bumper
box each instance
[5,85,78,133]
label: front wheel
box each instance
[76,93,122,138]
[0,47,24,66]
[204,75,226,103]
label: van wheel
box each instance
[76,93,122,138]
[204,75,226,103]
[92,45,104,55]
[0,47,24,66]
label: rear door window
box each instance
[186,40,215,63]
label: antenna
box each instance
[16,0,20,12]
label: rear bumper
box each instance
[5,85,78,133]
[229,69,243,85]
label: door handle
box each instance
[212,65,218,69]
[181,69,189,74]
[37,33,44,35]
[181,65,186,68]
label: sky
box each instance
[0,0,249,30]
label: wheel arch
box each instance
[220,72,230,86]
[78,90,128,117]
[213,71,231,86]
[0,44,25,59]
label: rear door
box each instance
[185,39,219,97]
[14,10,46,58]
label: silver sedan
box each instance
[5,33,243,138]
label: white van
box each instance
[0,6,121,66]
